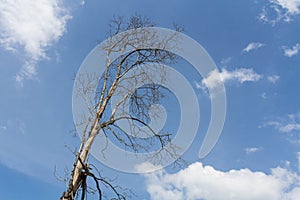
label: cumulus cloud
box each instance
[273,0,300,14]
[267,75,280,83]
[143,162,300,200]
[0,0,71,86]
[283,43,300,57]
[259,0,300,25]
[243,42,264,53]
[199,68,262,91]
[261,113,300,133]
[245,147,263,155]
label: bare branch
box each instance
[60,15,183,200]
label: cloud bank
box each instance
[143,162,300,200]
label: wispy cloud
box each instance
[0,119,26,135]
[143,162,300,200]
[0,125,7,133]
[283,43,300,57]
[243,42,265,53]
[259,0,300,25]
[261,112,300,133]
[0,118,73,184]
[220,57,232,66]
[263,121,300,133]
[267,75,280,84]
[261,92,267,99]
[135,162,163,173]
[198,68,262,91]
[0,0,72,86]
[280,123,300,133]
[0,125,7,130]
[245,147,263,155]
[298,152,300,172]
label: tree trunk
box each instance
[60,125,98,200]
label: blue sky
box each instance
[1,0,300,199]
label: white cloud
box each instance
[298,152,300,172]
[280,123,300,132]
[261,92,267,99]
[0,125,7,134]
[135,162,163,173]
[286,187,300,200]
[283,43,300,57]
[262,112,300,133]
[259,4,283,25]
[245,147,263,155]
[0,125,7,131]
[263,121,300,133]
[243,42,264,53]
[267,75,280,83]
[259,0,300,25]
[0,0,71,86]
[272,0,300,14]
[143,162,300,200]
[200,68,262,91]
[1,119,26,135]
[220,57,232,66]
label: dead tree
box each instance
[60,15,182,200]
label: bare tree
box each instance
[60,15,182,200]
